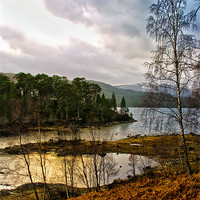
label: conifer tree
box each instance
[111,92,117,111]
[120,96,128,114]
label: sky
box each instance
[0,0,198,85]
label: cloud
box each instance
[45,0,151,36]
[0,0,155,85]
[44,0,154,61]
[1,0,198,85]
[0,25,146,84]
[0,26,56,58]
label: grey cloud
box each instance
[0,26,56,58]
[0,26,24,42]
[45,0,152,36]
[45,0,92,24]
[0,26,145,84]
[1,0,155,85]
[45,0,154,61]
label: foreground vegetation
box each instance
[1,170,199,200]
[70,171,200,200]
[1,134,199,199]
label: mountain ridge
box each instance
[116,83,192,97]
[88,80,147,106]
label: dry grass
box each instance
[70,170,200,200]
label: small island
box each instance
[0,73,134,137]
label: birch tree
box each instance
[144,0,200,175]
[190,0,200,21]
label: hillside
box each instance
[116,83,149,92]
[0,72,16,82]
[88,80,147,107]
[70,171,200,200]
[116,83,192,97]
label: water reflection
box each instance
[0,153,158,189]
[1,107,199,149]
[0,108,147,149]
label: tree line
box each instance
[0,73,130,132]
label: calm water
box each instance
[0,108,164,149]
[0,153,158,189]
[0,107,198,189]
[1,107,199,149]
[0,108,145,149]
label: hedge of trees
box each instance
[0,73,131,130]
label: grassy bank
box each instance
[2,134,199,164]
[70,170,200,200]
[1,169,199,200]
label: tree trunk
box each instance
[175,57,192,175]
[93,154,100,190]
[80,155,91,191]
[77,107,80,120]
[64,157,70,199]
[20,134,40,200]
[38,115,52,199]
[23,153,40,200]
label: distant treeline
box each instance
[0,73,131,129]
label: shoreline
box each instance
[1,133,199,159]
[0,118,137,137]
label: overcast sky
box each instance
[0,0,198,85]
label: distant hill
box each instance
[0,72,16,82]
[88,80,147,107]
[116,83,149,92]
[116,83,192,97]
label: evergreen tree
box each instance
[0,74,15,119]
[120,96,126,109]
[120,96,128,114]
[111,92,117,111]
[1,73,131,127]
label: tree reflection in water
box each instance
[60,153,119,196]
